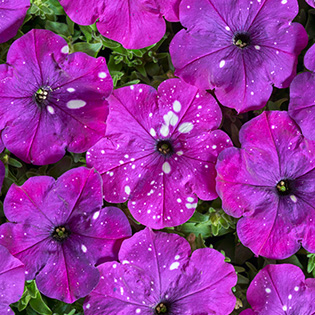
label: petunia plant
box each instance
[87,78,232,229]
[0,0,30,44]
[84,227,237,315]
[58,0,181,49]
[170,0,307,113]
[216,111,315,259]
[0,28,112,165]
[240,264,315,314]
[0,167,132,303]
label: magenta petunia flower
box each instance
[0,0,30,44]
[0,138,4,191]
[0,29,112,165]
[306,0,315,7]
[87,79,231,229]
[170,0,307,113]
[216,111,315,259]
[240,264,315,315]
[288,44,315,140]
[0,245,25,315]
[84,228,237,315]
[0,167,132,303]
[58,0,180,49]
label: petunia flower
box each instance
[0,0,30,43]
[216,111,315,259]
[289,43,315,140]
[306,0,315,7]
[0,245,25,315]
[84,227,237,315]
[87,78,232,229]
[58,0,180,49]
[240,264,315,315]
[0,167,132,303]
[170,0,307,113]
[0,29,112,165]
[0,137,4,191]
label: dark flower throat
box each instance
[155,302,168,314]
[276,179,291,196]
[52,226,71,242]
[156,140,174,157]
[233,32,251,48]
[34,86,51,105]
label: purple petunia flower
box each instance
[0,167,132,303]
[87,79,231,229]
[0,0,30,44]
[240,264,315,315]
[84,227,237,315]
[216,111,315,259]
[0,29,112,165]
[170,0,307,113]
[0,245,25,315]
[0,138,4,191]
[58,0,180,49]
[288,44,315,140]
[306,0,315,7]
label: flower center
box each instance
[155,302,168,314]
[276,179,291,195]
[156,140,174,157]
[233,32,251,48]
[34,86,51,105]
[52,225,71,242]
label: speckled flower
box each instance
[216,111,315,259]
[306,0,315,7]
[240,264,315,315]
[0,29,112,165]
[0,0,30,43]
[0,245,25,315]
[87,79,231,229]
[289,43,315,140]
[59,0,180,49]
[84,228,237,315]
[0,167,132,303]
[170,0,307,113]
[0,138,4,191]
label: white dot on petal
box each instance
[290,195,297,203]
[136,309,141,314]
[93,211,100,220]
[288,294,292,300]
[294,286,299,291]
[67,87,75,93]
[113,263,117,268]
[81,244,87,253]
[282,305,287,311]
[176,151,183,156]
[160,125,169,137]
[174,255,180,260]
[225,26,230,31]
[162,162,171,174]
[130,85,134,90]
[86,304,91,309]
[177,198,182,203]
[219,60,225,68]
[61,45,69,54]
[169,262,180,270]
[173,100,181,112]
[265,288,271,293]
[178,122,193,133]
[187,197,194,202]
[98,72,107,78]
[47,106,55,114]
[150,128,156,137]
[125,186,131,195]
[281,0,287,3]
[255,45,261,50]
[212,145,217,149]
[67,100,86,109]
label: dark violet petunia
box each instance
[288,43,315,140]
[0,0,30,44]
[306,0,315,7]
[0,28,112,165]
[216,111,315,259]
[59,0,180,49]
[170,0,307,113]
[87,79,232,229]
[84,227,237,315]
[0,167,132,303]
[240,264,315,315]
[0,245,25,315]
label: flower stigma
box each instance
[34,86,52,105]
[276,179,291,195]
[156,140,174,157]
[155,302,168,314]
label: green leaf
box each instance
[72,42,102,57]
[45,21,70,36]
[8,157,23,168]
